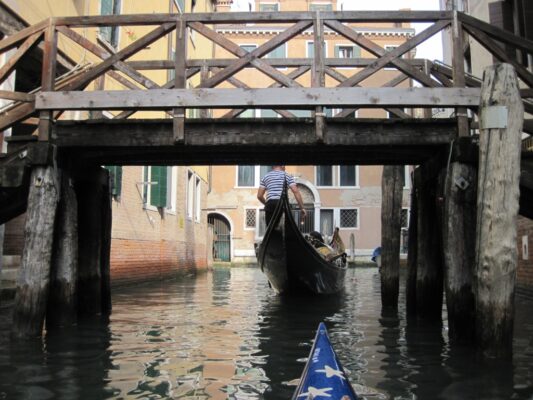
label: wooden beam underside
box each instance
[52,118,457,165]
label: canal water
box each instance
[1,266,533,399]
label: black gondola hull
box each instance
[257,191,347,295]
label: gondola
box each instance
[256,186,347,294]
[292,322,358,400]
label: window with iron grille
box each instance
[340,209,358,228]
[401,208,409,228]
[245,209,257,229]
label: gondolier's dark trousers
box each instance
[264,199,280,226]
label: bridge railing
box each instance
[0,10,531,143]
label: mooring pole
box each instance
[475,63,523,357]
[415,163,444,321]
[100,170,112,316]
[380,165,403,309]
[76,167,106,316]
[442,161,477,343]
[46,171,78,329]
[406,170,418,317]
[12,166,59,338]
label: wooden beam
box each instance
[52,11,452,27]
[191,21,310,88]
[452,11,469,137]
[173,17,186,143]
[0,19,47,53]
[38,21,58,142]
[0,90,35,102]
[313,12,326,142]
[463,23,533,87]
[458,12,533,55]
[36,87,481,110]
[0,31,42,85]
[325,19,445,88]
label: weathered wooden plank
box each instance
[38,22,58,142]
[459,11,533,54]
[442,161,476,344]
[37,87,480,109]
[0,90,35,102]
[11,166,59,338]
[475,63,523,358]
[463,23,533,87]
[313,12,326,142]
[173,17,187,143]
[0,32,42,85]
[380,165,403,309]
[53,11,452,27]
[191,21,310,88]
[60,23,175,92]
[0,19,47,53]
[452,12,469,137]
[126,58,428,70]
[325,19,444,88]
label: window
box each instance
[195,176,201,222]
[240,44,257,53]
[316,166,333,186]
[245,209,257,229]
[335,44,361,59]
[401,208,409,229]
[339,165,357,187]
[266,43,286,59]
[340,209,358,228]
[187,170,194,218]
[100,0,121,48]
[105,165,122,200]
[238,165,255,187]
[307,41,327,58]
[237,165,272,187]
[174,0,185,12]
[143,166,170,208]
[309,3,332,11]
[320,209,334,237]
[259,3,279,11]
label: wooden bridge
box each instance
[0,10,532,356]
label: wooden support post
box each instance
[75,167,106,316]
[415,164,444,321]
[199,64,210,119]
[12,166,59,338]
[46,171,78,329]
[313,12,325,142]
[442,161,476,343]
[38,21,57,142]
[406,170,418,317]
[475,63,523,357]
[452,11,468,137]
[100,170,112,316]
[173,17,187,143]
[380,165,403,309]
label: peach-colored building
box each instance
[207,0,413,264]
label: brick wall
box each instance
[517,216,533,298]
[110,238,207,286]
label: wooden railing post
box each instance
[313,11,325,142]
[452,11,468,137]
[173,16,187,143]
[38,19,57,142]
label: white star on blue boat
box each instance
[315,364,346,380]
[297,386,333,398]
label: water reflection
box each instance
[0,267,532,399]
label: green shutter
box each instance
[334,46,339,58]
[354,45,361,57]
[105,165,122,198]
[150,166,168,207]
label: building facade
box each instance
[206,0,414,264]
[0,0,217,285]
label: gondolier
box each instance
[257,165,307,225]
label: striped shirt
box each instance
[260,170,296,201]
